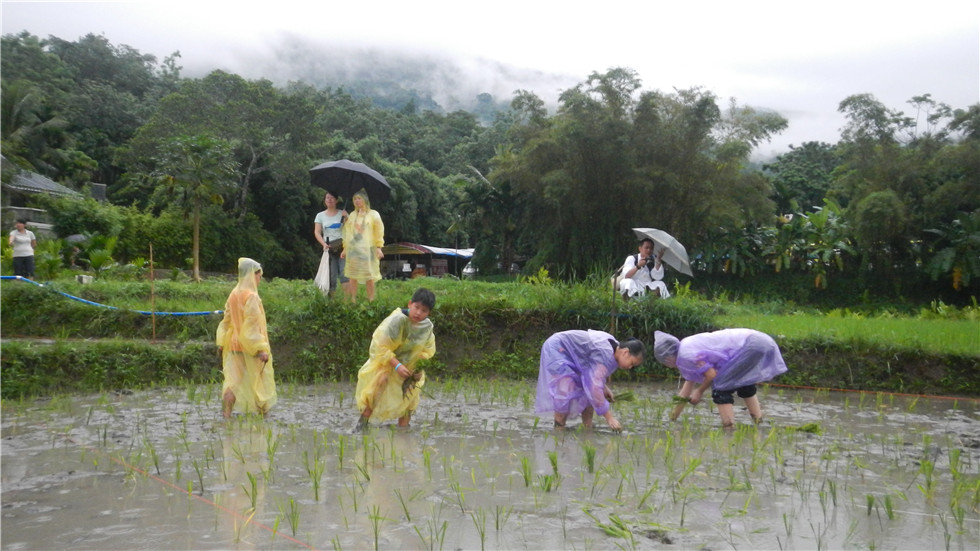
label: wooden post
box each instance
[150,243,155,343]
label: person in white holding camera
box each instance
[617,238,670,299]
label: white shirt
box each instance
[9,229,36,257]
[621,254,664,286]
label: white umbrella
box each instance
[631,228,694,277]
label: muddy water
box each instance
[2,380,979,550]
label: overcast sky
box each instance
[3,0,978,159]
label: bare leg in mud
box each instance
[553,412,568,428]
[222,390,236,419]
[744,396,763,423]
[397,413,411,427]
[581,406,595,428]
[357,406,372,430]
[717,404,736,428]
[717,397,763,428]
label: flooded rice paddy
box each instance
[2,380,979,550]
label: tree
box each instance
[0,79,71,174]
[924,210,980,291]
[151,135,237,282]
[799,199,854,289]
[849,190,909,280]
[764,141,839,213]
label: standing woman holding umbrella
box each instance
[313,191,348,297]
[341,188,385,302]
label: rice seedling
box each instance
[585,510,636,550]
[448,475,467,513]
[939,512,953,551]
[233,507,257,544]
[192,458,206,494]
[677,456,701,484]
[548,450,559,476]
[470,507,487,551]
[637,480,659,511]
[613,391,636,402]
[520,455,532,487]
[583,440,597,473]
[882,494,895,520]
[368,505,387,551]
[266,428,279,464]
[807,520,829,551]
[538,473,560,492]
[493,504,512,532]
[304,449,326,501]
[144,438,161,475]
[393,488,423,521]
[345,480,360,513]
[916,459,937,502]
[414,503,449,551]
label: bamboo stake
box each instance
[150,243,156,343]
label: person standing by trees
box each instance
[654,329,787,428]
[313,191,348,297]
[216,258,277,418]
[341,189,385,302]
[8,219,37,279]
[355,288,436,430]
[535,330,645,431]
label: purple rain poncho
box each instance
[674,329,788,391]
[535,330,620,417]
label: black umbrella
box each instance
[309,159,391,205]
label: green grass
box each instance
[3,273,978,398]
[717,313,979,357]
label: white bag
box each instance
[314,250,331,293]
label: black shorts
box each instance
[711,384,757,405]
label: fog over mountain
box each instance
[199,33,580,117]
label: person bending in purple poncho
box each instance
[654,329,788,428]
[535,330,645,432]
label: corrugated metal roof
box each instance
[381,242,474,257]
[4,170,81,197]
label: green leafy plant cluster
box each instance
[2,276,976,399]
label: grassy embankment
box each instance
[1,276,977,399]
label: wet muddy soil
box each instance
[3,380,979,550]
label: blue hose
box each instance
[1,275,222,316]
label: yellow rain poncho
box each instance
[216,258,277,415]
[355,308,436,421]
[342,189,385,282]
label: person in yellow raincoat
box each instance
[216,258,277,418]
[355,288,436,429]
[340,188,385,302]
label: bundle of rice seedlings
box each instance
[612,391,636,402]
[402,370,423,398]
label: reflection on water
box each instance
[2,382,979,550]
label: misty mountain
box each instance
[208,34,579,123]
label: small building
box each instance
[380,242,475,279]
[1,156,82,236]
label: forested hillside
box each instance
[2,31,977,302]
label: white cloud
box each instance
[3,0,977,158]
